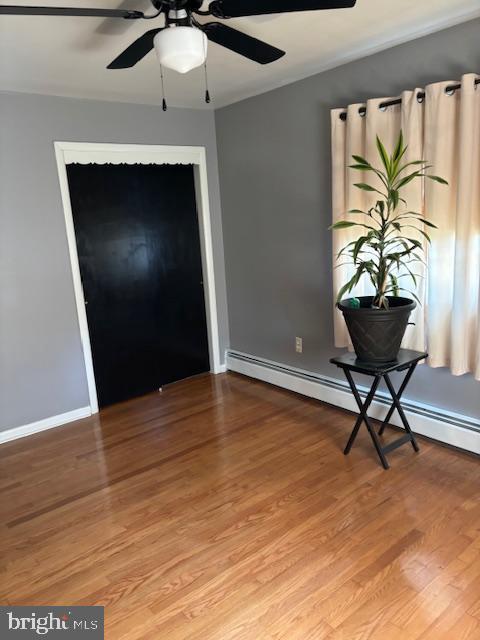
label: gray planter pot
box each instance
[337,296,416,363]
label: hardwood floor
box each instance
[2,372,480,639]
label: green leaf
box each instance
[393,131,404,162]
[420,218,437,229]
[336,275,357,303]
[408,252,427,266]
[354,182,377,192]
[330,221,358,230]
[376,136,391,176]
[385,238,410,253]
[348,208,367,214]
[417,228,431,243]
[396,288,422,305]
[351,154,369,166]
[427,175,449,185]
[401,225,432,243]
[394,216,438,233]
[404,265,418,288]
[387,252,401,262]
[395,213,438,229]
[350,165,389,188]
[352,263,366,286]
[395,171,422,189]
[392,146,408,177]
[389,273,400,296]
[332,222,379,236]
[397,160,429,176]
[352,235,369,263]
[391,190,399,210]
[406,238,423,249]
[392,135,408,172]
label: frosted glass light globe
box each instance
[154,26,207,74]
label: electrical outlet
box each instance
[295,337,303,354]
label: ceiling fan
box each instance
[0,1,357,73]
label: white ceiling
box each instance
[1,0,480,109]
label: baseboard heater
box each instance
[226,350,480,455]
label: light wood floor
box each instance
[2,372,480,639]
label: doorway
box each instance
[55,143,222,413]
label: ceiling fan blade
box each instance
[202,22,284,64]
[107,28,162,69]
[209,0,356,19]
[0,4,144,18]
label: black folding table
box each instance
[330,349,427,470]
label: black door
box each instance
[67,163,210,408]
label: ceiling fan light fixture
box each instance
[153,26,207,74]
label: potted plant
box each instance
[331,131,447,363]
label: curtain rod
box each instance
[339,78,480,121]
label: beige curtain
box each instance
[331,73,480,380]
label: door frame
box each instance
[54,141,223,414]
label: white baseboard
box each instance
[226,350,480,455]
[0,362,228,445]
[0,406,92,445]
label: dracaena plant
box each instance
[331,131,447,309]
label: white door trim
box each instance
[54,141,222,415]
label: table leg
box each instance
[343,372,389,470]
[383,373,420,453]
[378,363,417,436]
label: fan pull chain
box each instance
[203,37,211,104]
[204,63,211,104]
[160,64,167,111]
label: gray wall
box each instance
[0,92,229,431]
[215,18,480,418]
